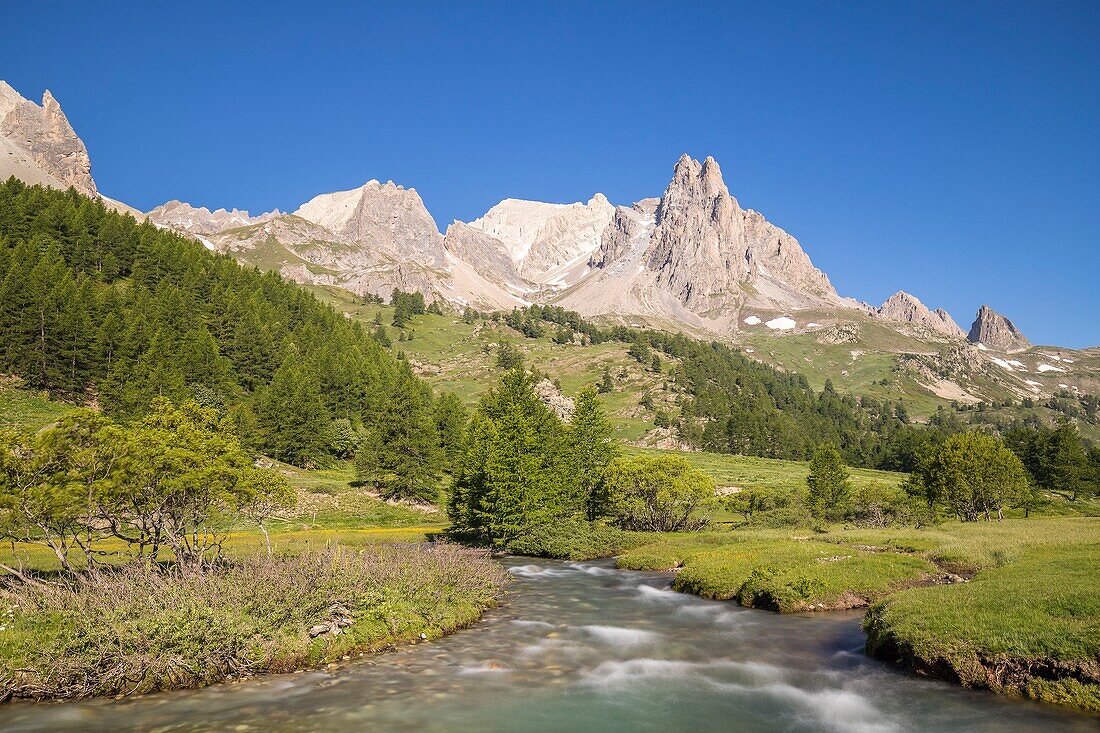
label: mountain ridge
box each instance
[2,79,1082,357]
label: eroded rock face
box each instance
[643,155,839,314]
[466,194,615,283]
[294,180,447,268]
[967,305,1030,352]
[590,199,659,270]
[877,291,965,339]
[0,81,96,197]
[442,221,524,288]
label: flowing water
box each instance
[2,558,1096,733]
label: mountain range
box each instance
[2,80,1095,408]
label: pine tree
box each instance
[252,354,331,467]
[806,443,851,518]
[359,368,443,502]
[434,391,468,467]
[568,387,617,518]
[598,366,614,394]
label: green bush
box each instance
[503,520,645,560]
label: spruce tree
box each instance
[252,354,331,467]
[568,386,617,518]
[449,368,568,542]
[359,368,442,502]
[806,443,851,519]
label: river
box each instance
[2,558,1096,732]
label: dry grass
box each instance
[0,544,509,701]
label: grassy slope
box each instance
[743,320,948,418]
[0,384,76,432]
[306,289,678,442]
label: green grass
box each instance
[626,446,905,492]
[819,517,1100,572]
[616,529,935,612]
[864,539,1100,710]
[0,384,76,432]
[265,460,445,531]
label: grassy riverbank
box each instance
[616,530,937,611]
[616,518,1100,710]
[863,532,1100,710]
[0,545,508,701]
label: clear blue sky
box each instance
[3,1,1098,347]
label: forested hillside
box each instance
[0,179,447,470]
[481,306,955,471]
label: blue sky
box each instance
[3,1,1098,347]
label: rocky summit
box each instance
[967,305,1031,352]
[877,291,965,339]
[1,81,96,198]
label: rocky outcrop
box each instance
[642,155,839,314]
[294,180,447,268]
[967,305,1030,352]
[877,291,965,338]
[0,81,96,197]
[556,155,844,329]
[589,199,659,269]
[534,378,575,420]
[466,194,615,284]
[147,200,273,235]
[442,221,524,289]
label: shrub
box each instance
[602,454,717,531]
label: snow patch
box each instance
[743,316,761,326]
[976,343,989,351]
[990,357,1014,371]
[765,316,796,330]
[1037,363,1066,373]
[1007,360,1026,369]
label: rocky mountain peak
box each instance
[0,81,97,197]
[292,179,445,267]
[877,291,965,338]
[641,154,835,314]
[967,305,1030,352]
[465,194,615,283]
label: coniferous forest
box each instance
[0,178,445,471]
